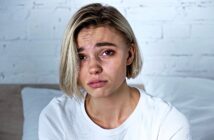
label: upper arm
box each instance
[169,124,192,140]
[38,106,64,140]
[158,107,192,140]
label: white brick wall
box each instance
[0,0,214,83]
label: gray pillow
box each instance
[21,87,62,140]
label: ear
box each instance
[127,44,135,65]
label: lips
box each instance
[87,80,107,88]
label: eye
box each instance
[78,54,87,61]
[102,49,115,56]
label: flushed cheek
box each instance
[78,68,87,87]
[104,61,127,81]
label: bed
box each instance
[0,76,214,140]
[0,84,60,140]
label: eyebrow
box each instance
[77,42,117,52]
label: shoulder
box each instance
[157,106,191,139]
[38,95,83,139]
[138,88,173,116]
[39,95,82,125]
[138,89,191,139]
[139,88,189,125]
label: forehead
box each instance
[76,25,125,47]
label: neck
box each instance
[85,81,139,129]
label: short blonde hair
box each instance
[60,3,142,97]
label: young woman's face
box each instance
[77,25,134,98]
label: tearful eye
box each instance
[78,54,87,61]
[103,49,115,56]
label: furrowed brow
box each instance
[96,42,117,47]
[77,42,117,53]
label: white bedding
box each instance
[21,76,214,140]
[137,76,214,140]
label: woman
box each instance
[39,3,191,140]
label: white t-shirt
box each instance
[39,88,191,140]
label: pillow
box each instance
[21,87,62,140]
[134,76,214,140]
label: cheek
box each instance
[77,66,86,85]
[105,57,127,76]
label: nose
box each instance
[88,57,102,75]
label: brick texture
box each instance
[0,0,213,83]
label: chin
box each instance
[87,89,112,98]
